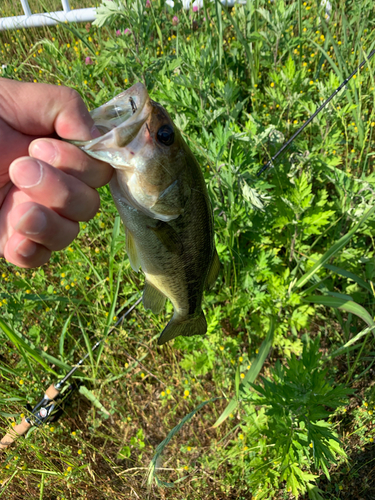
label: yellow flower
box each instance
[95,248,100,254]
[65,285,70,290]
[67,43,70,48]
[270,82,274,87]
[239,433,244,440]
[78,449,83,455]
[141,372,145,378]
[369,437,374,442]
[11,421,16,427]
[85,276,90,280]
[219,346,224,351]
[161,391,165,397]
[184,389,190,397]
[124,78,128,83]
[364,402,369,407]
[61,273,66,278]
[309,442,313,448]
[239,356,243,362]
[88,36,93,42]
[19,380,24,385]
[71,431,76,436]
[50,426,54,432]
[240,373,245,379]
[67,466,72,472]
[166,389,171,395]
[183,465,188,470]
[187,446,192,451]
[309,80,314,85]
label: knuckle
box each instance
[60,87,83,107]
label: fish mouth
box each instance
[73,82,151,167]
[90,82,148,134]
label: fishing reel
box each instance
[25,381,80,427]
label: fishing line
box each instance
[0,296,142,450]
[257,47,375,176]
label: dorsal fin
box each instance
[205,249,220,290]
[125,227,141,272]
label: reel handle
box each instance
[0,418,31,450]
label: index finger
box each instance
[0,78,97,141]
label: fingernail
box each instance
[91,125,102,138]
[14,206,47,235]
[29,140,57,165]
[10,158,43,189]
[15,239,37,258]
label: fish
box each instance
[71,82,220,345]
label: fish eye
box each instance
[156,125,175,146]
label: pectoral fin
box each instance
[143,281,166,314]
[148,221,183,255]
[205,248,220,290]
[125,227,141,272]
[151,179,191,218]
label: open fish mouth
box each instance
[69,82,151,167]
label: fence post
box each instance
[61,0,71,13]
[20,0,32,17]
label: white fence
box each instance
[0,0,96,31]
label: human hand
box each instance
[0,78,113,268]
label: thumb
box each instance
[0,78,98,141]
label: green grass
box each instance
[1,0,375,498]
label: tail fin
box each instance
[157,311,207,345]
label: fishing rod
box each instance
[0,296,142,450]
[257,47,375,176]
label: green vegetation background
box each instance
[0,0,375,498]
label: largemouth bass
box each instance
[72,83,220,345]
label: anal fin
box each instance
[143,281,166,314]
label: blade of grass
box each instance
[303,295,375,328]
[147,397,220,488]
[295,204,375,290]
[0,318,56,375]
[324,264,372,292]
[213,316,275,428]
